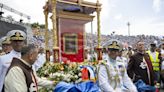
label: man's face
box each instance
[2,44,12,53]
[11,40,25,52]
[108,49,119,59]
[137,41,145,52]
[39,47,44,53]
[118,51,122,56]
[150,44,156,51]
[29,48,39,65]
[162,44,164,49]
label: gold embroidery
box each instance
[15,32,21,37]
[108,41,120,49]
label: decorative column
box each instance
[96,0,102,61]
[51,0,59,62]
[44,8,50,61]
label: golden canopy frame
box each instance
[43,0,102,62]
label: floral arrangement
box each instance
[37,61,98,92]
[37,61,97,83]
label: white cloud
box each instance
[114,14,123,20]
[1,0,46,23]
[85,0,115,34]
[113,17,164,36]
[153,0,161,13]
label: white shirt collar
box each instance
[19,58,32,67]
[107,56,117,65]
[10,50,31,67]
[10,50,21,58]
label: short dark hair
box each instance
[108,48,119,51]
[136,40,144,44]
[150,44,156,47]
[21,44,37,56]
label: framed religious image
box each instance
[63,33,78,54]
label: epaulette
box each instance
[98,60,107,65]
[0,52,6,56]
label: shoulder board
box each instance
[99,60,107,65]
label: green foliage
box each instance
[31,22,45,29]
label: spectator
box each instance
[146,42,161,84]
[127,40,155,86]
[0,36,13,55]
[3,44,54,92]
[0,30,26,92]
[33,47,46,71]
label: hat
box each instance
[104,39,120,50]
[150,41,157,47]
[0,36,11,45]
[7,30,26,41]
[150,43,156,46]
[128,45,132,48]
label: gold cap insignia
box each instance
[10,32,24,40]
[108,41,120,49]
[15,32,21,37]
[2,37,11,44]
[7,30,26,41]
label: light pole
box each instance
[127,22,130,36]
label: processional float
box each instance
[43,0,102,62]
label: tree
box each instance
[39,24,45,29]
[31,22,39,28]
[31,22,45,29]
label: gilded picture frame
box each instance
[63,33,78,54]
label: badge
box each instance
[29,83,37,92]
[139,62,147,69]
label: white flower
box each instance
[41,77,47,80]
[60,71,64,74]
[67,78,71,82]
[78,73,82,77]
[49,62,54,65]
[63,76,68,81]
[78,78,82,82]
[49,73,52,77]
[61,62,64,64]
[61,73,65,77]
[75,81,79,84]
[44,70,48,74]
[56,73,62,77]
[69,71,73,74]
[77,67,81,70]
[74,75,78,79]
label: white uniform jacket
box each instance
[98,56,137,92]
[0,50,21,92]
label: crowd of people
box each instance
[85,38,164,92]
[86,33,162,50]
[0,30,55,92]
[0,29,164,92]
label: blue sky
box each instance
[1,0,164,36]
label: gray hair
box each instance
[21,44,37,56]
